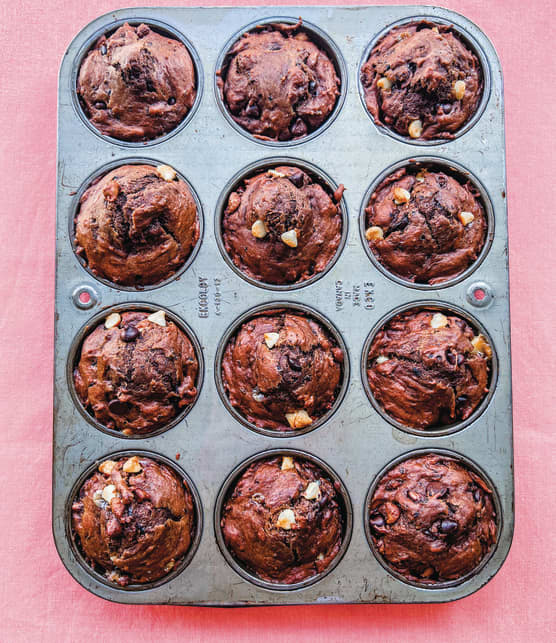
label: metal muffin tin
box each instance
[54,5,513,605]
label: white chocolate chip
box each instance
[147,310,166,327]
[458,211,475,226]
[101,484,117,503]
[365,226,384,241]
[93,489,104,507]
[123,456,142,474]
[281,229,298,248]
[156,164,177,181]
[276,508,296,530]
[267,169,286,179]
[104,312,121,329]
[430,312,449,329]
[317,553,325,561]
[416,171,426,182]
[303,481,321,501]
[393,187,411,205]
[471,334,492,358]
[377,76,392,90]
[453,80,466,100]
[431,26,439,33]
[251,219,268,239]
[252,389,265,402]
[264,332,280,349]
[98,460,117,475]
[281,456,295,471]
[164,560,175,572]
[408,119,423,139]
[376,355,389,364]
[285,409,313,429]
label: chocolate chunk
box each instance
[121,325,139,342]
[108,399,131,415]
[168,96,176,105]
[291,118,308,137]
[308,80,317,94]
[288,170,305,188]
[94,101,107,110]
[100,44,107,56]
[439,519,458,534]
[370,514,386,529]
[245,103,260,118]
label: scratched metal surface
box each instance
[53,5,513,605]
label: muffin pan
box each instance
[54,6,513,605]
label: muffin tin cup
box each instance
[215,156,349,291]
[66,302,205,439]
[214,16,348,147]
[54,5,512,606]
[357,14,492,146]
[358,156,495,291]
[70,17,204,147]
[65,449,204,592]
[214,301,350,438]
[363,447,503,591]
[214,448,353,591]
[360,300,499,437]
[69,157,204,292]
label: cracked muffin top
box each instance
[221,311,344,432]
[364,165,487,284]
[74,164,199,288]
[221,455,344,584]
[218,21,340,141]
[361,21,483,140]
[73,310,198,435]
[77,23,197,141]
[72,455,196,585]
[369,453,497,584]
[367,309,492,429]
[222,166,344,285]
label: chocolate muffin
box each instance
[72,455,196,586]
[222,166,343,285]
[361,21,483,140]
[74,164,199,287]
[77,23,197,141]
[218,22,340,141]
[367,309,492,429]
[221,311,343,431]
[74,310,198,435]
[369,453,497,584]
[364,166,487,284]
[221,455,344,584]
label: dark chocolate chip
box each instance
[278,129,291,141]
[473,489,481,502]
[457,354,465,365]
[121,325,139,342]
[408,62,417,73]
[288,171,305,188]
[245,103,260,118]
[108,399,130,415]
[100,44,107,56]
[370,514,385,529]
[456,395,468,407]
[168,97,176,105]
[446,350,457,365]
[268,42,282,51]
[94,101,107,110]
[308,80,317,94]
[439,519,458,534]
[442,103,452,114]
[290,118,308,137]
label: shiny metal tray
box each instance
[53,5,513,605]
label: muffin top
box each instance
[367,309,491,429]
[365,166,487,284]
[77,23,197,141]
[73,310,198,435]
[369,453,497,584]
[222,166,343,285]
[72,455,195,585]
[74,164,199,287]
[221,455,344,583]
[361,21,483,140]
[221,311,343,432]
[219,22,339,141]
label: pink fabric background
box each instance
[1,0,554,640]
